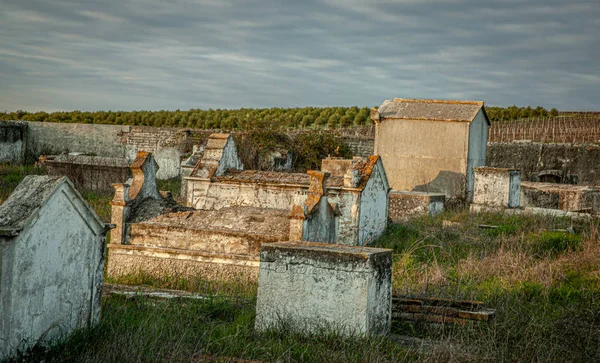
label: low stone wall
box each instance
[487,142,600,186]
[44,155,131,193]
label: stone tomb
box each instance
[520,182,600,213]
[387,190,445,223]
[108,151,289,281]
[472,167,521,209]
[255,241,393,337]
[108,137,391,282]
[371,98,490,201]
[43,154,131,193]
[186,137,390,247]
[0,176,109,360]
[470,165,600,215]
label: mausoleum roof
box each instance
[376,98,489,124]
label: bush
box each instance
[292,132,352,171]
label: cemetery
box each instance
[0,98,599,361]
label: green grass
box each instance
[371,210,600,361]
[529,231,583,257]
[0,164,46,201]
[9,294,413,363]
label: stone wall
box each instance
[15,121,600,188]
[0,121,27,164]
[331,126,375,158]
[26,121,130,160]
[487,142,600,186]
[6,120,372,166]
[18,121,218,162]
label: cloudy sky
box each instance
[1,0,598,112]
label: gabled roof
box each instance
[190,133,243,178]
[0,175,105,237]
[375,98,490,125]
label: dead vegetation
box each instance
[374,210,600,361]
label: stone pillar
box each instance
[288,205,306,241]
[129,151,163,201]
[110,183,131,245]
[305,170,329,213]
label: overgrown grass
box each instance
[106,271,258,297]
[10,294,415,363]
[372,210,600,361]
[0,164,46,202]
[4,164,600,361]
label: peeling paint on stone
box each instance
[472,167,521,209]
[0,176,108,360]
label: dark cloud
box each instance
[0,0,598,111]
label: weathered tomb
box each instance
[471,167,521,209]
[108,135,390,281]
[0,176,109,360]
[470,166,600,215]
[43,154,131,192]
[185,138,390,247]
[371,98,490,200]
[520,182,600,213]
[255,241,392,337]
[154,147,181,180]
[387,191,445,223]
[107,151,280,280]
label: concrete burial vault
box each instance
[108,134,391,281]
[255,241,393,337]
[471,166,600,215]
[372,98,489,201]
[0,175,110,360]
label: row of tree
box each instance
[485,106,559,121]
[2,105,559,130]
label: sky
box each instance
[1,0,599,112]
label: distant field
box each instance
[489,114,600,143]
